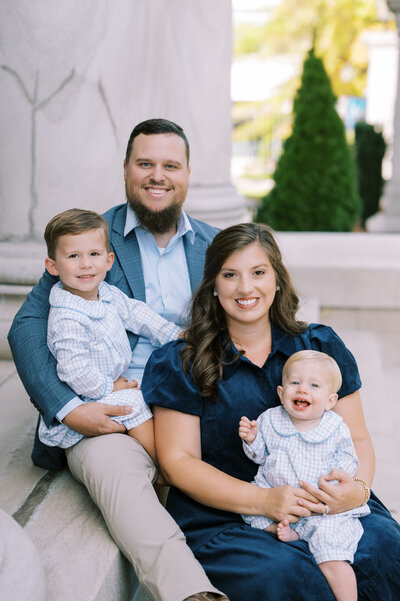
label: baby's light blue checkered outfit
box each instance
[242,405,370,564]
[39,281,181,448]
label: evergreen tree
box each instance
[257,48,361,231]
[354,121,386,228]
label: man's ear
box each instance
[45,257,59,276]
[123,159,127,181]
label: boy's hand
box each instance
[113,377,140,392]
[239,415,258,444]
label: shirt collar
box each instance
[49,281,112,318]
[270,405,343,443]
[222,322,299,379]
[124,204,194,244]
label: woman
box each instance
[142,223,400,601]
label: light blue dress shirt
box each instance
[123,206,193,383]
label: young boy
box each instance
[38,208,181,464]
[239,350,370,601]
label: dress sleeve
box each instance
[141,340,205,417]
[305,323,362,398]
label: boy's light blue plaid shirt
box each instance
[47,281,181,401]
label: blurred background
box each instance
[231,0,396,231]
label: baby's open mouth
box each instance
[293,399,310,408]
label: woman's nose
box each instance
[237,276,253,294]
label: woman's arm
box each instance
[154,406,323,523]
[299,390,374,514]
[334,390,375,484]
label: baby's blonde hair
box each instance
[282,350,342,394]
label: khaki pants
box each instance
[66,433,219,601]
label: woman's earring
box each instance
[213,291,218,297]
[276,286,280,291]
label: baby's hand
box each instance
[113,377,140,392]
[239,416,258,444]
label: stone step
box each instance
[0,363,140,601]
[1,326,399,601]
[332,328,400,520]
[132,587,152,601]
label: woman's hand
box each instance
[298,469,365,515]
[258,485,326,524]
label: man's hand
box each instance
[239,416,258,444]
[62,402,133,437]
[113,377,140,392]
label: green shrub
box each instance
[257,48,361,231]
[354,121,386,227]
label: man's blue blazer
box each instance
[8,203,218,470]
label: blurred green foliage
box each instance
[234,0,384,97]
[354,121,386,227]
[256,49,361,231]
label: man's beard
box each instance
[126,187,182,234]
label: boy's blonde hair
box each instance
[44,208,111,260]
[282,350,342,393]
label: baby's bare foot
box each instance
[276,520,299,542]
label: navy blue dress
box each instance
[142,323,400,601]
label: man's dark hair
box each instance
[125,118,190,165]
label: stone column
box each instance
[0,1,246,357]
[0,0,245,243]
[367,0,400,231]
[128,1,246,227]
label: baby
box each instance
[239,350,370,601]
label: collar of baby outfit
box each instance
[269,405,344,443]
[49,281,113,319]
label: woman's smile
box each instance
[215,243,277,328]
[235,297,259,307]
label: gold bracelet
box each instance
[354,478,371,505]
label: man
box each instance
[8,119,228,601]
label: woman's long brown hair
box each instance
[181,223,307,400]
